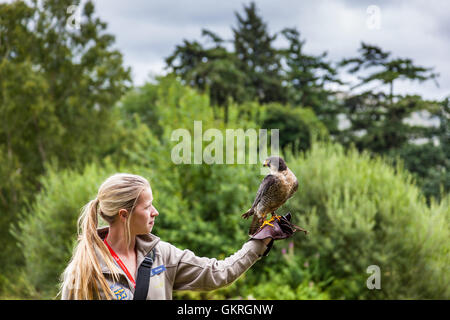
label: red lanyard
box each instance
[104,238,136,288]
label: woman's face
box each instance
[130,187,159,235]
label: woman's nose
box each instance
[151,206,159,216]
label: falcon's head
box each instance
[263,156,287,172]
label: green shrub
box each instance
[285,142,449,299]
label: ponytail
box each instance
[59,198,120,299]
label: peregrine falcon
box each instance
[242,156,299,235]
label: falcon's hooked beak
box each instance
[263,160,269,167]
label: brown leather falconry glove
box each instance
[248,212,308,256]
[250,212,308,240]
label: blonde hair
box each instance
[59,173,150,299]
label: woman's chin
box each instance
[137,225,153,235]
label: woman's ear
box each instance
[118,209,129,221]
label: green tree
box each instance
[232,2,286,104]
[338,43,446,199]
[391,97,449,200]
[165,30,247,123]
[338,43,440,152]
[340,42,439,106]
[280,27,342,134]
[0,0,130,280]
[261,103,328,157]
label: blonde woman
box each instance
[60,173,296,300]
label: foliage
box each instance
[13,161,118,296]
[13,136,449,299]
[232,2,286,104]
[261,103,329,157]
[280,27,342,133]
[390,142,449,202]
[0,0,130,277]
[165,2,340,130]
[340,42,439,103]
[338,43,439,153]
[337,93,448,201]
[165,34,247,123]
[337,42,447,200]
[286,142,449,299]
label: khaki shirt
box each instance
[61,227,271,300]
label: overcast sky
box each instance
[89,0,449,101]
[0,0,433,102]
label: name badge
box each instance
[151,265,166,277]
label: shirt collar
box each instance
[95,226,160,274]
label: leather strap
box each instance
[133,248,155,300]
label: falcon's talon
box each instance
[260,220,274,228]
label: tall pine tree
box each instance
[339,42,439,152]
[280,27,342,134]
[232,2,286,104]
[165,30,247,123]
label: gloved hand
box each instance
[249,212,308,241]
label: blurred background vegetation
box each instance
[0,1,448,299]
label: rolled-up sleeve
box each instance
[165,240,269,291]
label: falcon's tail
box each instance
[248,214,264,236]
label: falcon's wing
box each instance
[250,174,278,210]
